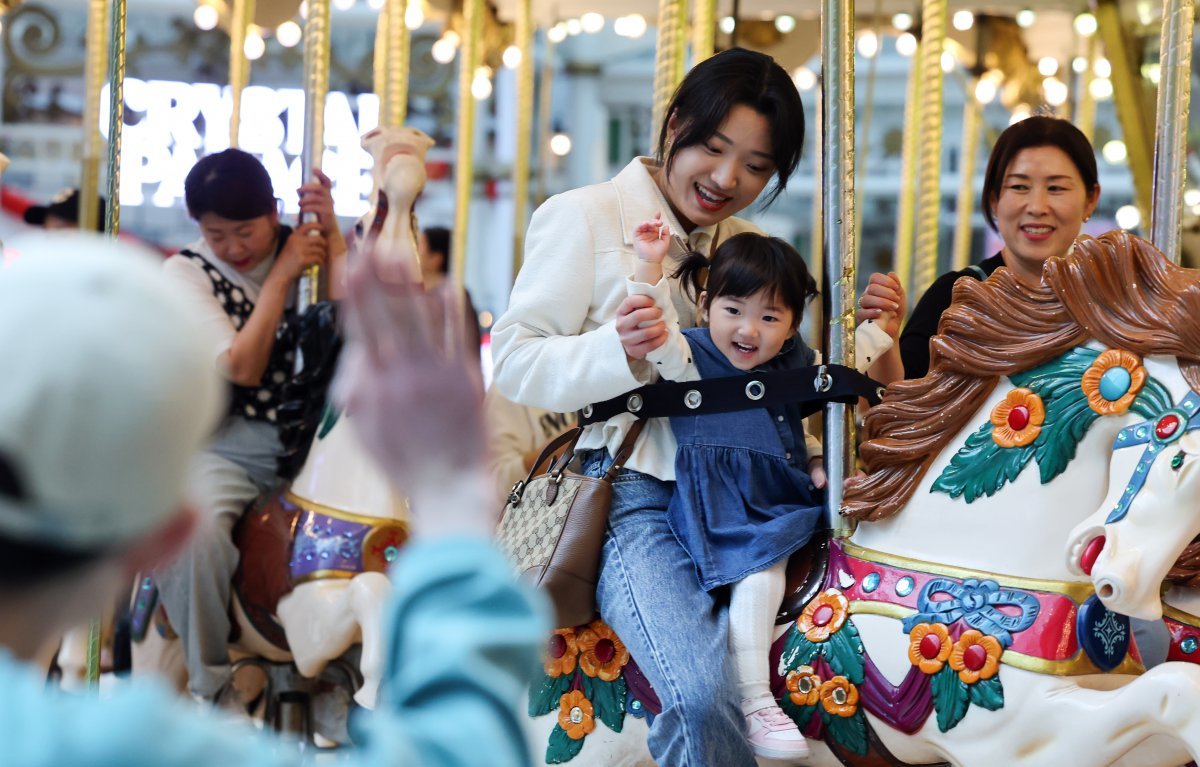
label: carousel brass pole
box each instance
[951,87,981,271]
[650,0,684,144]
[81,0,109,234]
[378,0,411,127]
[1093,0,1153,220]
[298,0,332,314]
[691,0,716,64]
[821,0,856,538]
[914,0,946,294]
[1150,0,1193,263]
[512,0,534,278]
[854,0,883,263]
[675,0,688,81]
[228,0,255,147]
[374,5,387,108]
[894,42,922,299]
[1074,36,1098,144]
[452,0,483,292]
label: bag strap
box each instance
[578,364,882,426]
[601,420,646,482]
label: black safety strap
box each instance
[578,364,883,425]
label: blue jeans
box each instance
[580,450,755,767]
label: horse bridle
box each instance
[1105,389,1200,525]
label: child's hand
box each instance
[808,457,828,489]
[857,271,906,339]
[633,212,670,265]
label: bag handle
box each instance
[601,420,645,482]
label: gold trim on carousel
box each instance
[285,491,409,532]
[1163,603,1200,629]
[840,541,1097,604]
[292,568,359,586]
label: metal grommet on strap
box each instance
[745,380,765,400]
[627,393,643,413]
[814,365,833,393]
[582,404,593,418]
[684,390,703,409]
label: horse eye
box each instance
[1171,450,1187,471]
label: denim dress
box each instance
[668,328,824,590]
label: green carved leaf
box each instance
[931,665,970,733]
[590,676,627,733]
[778,624,821,673]
[1131,375,1174,416]
[779,694,818,731]
[580,674,594,701]
[316,402,340,440]
[827,621,866,685]
[931,422,1035,502]
[967,675,1004,711]
[1010,348,1100,484]
[546,723,586,764]
[822,709,869,757]
[529,673,572,717]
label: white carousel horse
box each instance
[123,127,436,711]
[520,232,1200,766]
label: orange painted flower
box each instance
[990,388,1046,448]
[785,665,822,707]
[948,630,1002,684]
[796,589,849,643]
[907,622,953,675]
[818,676,860,718]
[1081,350,1147,415]
[558,690,596,740]
[577,619,630,681]
[544,628,578,678]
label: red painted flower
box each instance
[577,620,629,681]
[990,388,1046,448]
[1082,350,1147,415]
[785,665,822,707]
[557,690,596,740]
[797,589,849,643]
[818,676,860,718]
[948,630,1002,684]
[544,628,578,678]
[907,622,953,674]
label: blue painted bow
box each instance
[900,578,1040,647]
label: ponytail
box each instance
[673,250,710,305]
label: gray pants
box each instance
[155,418,282,698]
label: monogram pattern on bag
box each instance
[497,477,585,572]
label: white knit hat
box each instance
[0,232,224,549]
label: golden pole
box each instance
[1074,36,1097,144]
[951,89,981,271]
[373,4,388,113]
[691,0,716,65]
[1150,0,1194,263]
[298,0,332,314]
[650,0,683,144]
[914,0,946,294]
[104,0,126,238]
[674,0,687,83]
[1093,0,1153,220]
[535,38,555,206]
[381,0,411,127]
[228,0,255,147]
[81,0,109,234]
[893,42,922,297]
[452,0,483,292]
[512,0,534,279]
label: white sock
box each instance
[729,561,787,716]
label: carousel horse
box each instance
[125,126,436,712]
[521,231,1200,766]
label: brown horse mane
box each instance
[843,231,1200,583]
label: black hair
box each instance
[655,48,805,207]
[981,116,1099,231]
[423,226,452,275]
[675,232,817,323]
[184,148,277,221]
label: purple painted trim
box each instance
[288,509,372,581]
[622,657,662,715]
[860,652,933,734]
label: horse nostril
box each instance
[1080,535,1106,576]
[1097,580,1117,600]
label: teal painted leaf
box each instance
[967,675,1004,711]
[316,402,340,440]
[580,673,594,701]
[1033,393,1096,483]
[779,695,818,731]
[1131,375,1174,417]
[931,422,1034,502]
[529,673,572,717]
[931,665,970,733]
[590,676,627,733]
[822,709,869,757]
[778,624,821,673]
[546,723,586,764]
[826,621,866,685]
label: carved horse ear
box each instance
[0,449,27,501]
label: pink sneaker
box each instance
[744,705,811,761]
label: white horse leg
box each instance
[347,572,391,708]
[277,582,359,678]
